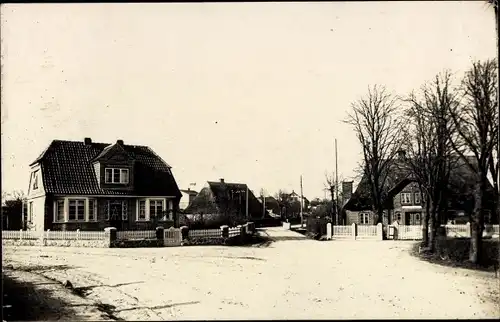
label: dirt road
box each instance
[2,230,499,320]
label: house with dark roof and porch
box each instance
[25,138,182,231]
[182,179,264,227]
[342,153,497,226]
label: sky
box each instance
[1,2,497,200]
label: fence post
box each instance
[76,229,80,241]
[377,223,383,240]
[352,223,357,240]
[220,225,229,238]
[44,229,50,246]
[466,222,471,238]
[19,229,23,241]
[246,222,255,235]
[156,226,165,244]
[326,223,332,240]
[240,224,247,242]
[180,226,189,241]
[104,227,116,248]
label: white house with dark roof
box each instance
[25,138,182,231]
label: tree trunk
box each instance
[469,174,486,264]
[428,201,438,253]
[422,200,430,246]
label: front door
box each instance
[109,201,124,230]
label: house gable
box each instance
[92,143,136,192]
[27,163,45,199]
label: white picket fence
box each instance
[357,225,378,239]
[443,224,469,238]
[46,230,106,240]
[390,224,500,240]
[395,225,423,240]
[188,229,223,239]
[332,225,352,238]
[164,228,182,246]
[117,230,156,240]
[2,230,41,240]
[2,230,106,240]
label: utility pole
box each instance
[300,175,304,227]
[335,138,339,226]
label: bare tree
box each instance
[403,71,459,251]
[324,171,345,224]
[449,59,498,264]
[344,85,405,224]
[274,189,290,220]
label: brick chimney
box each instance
[341,181,354,205]
[220,178,225,183]
[84,137,92,145]
[117,139,124,146]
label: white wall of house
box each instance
[179,191,191,210]
[26,164,46,231]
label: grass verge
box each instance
[410,237,499,273]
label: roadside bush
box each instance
[111,239,163,248]
[412,237,499,270]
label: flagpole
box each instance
[335,138,339,226]
[246,185,249,220]
[300,175,304,228]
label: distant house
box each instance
[25,138,182,231]
[342,153,496,226]
[262,196,280,218]
[179,188,198,211]
[183,179,263,227]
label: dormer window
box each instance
[105,168,129,184]
[32,170,39,190]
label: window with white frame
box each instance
[149,199,164,219]
[400,192,412,204]
[359,213,370,225]
[138,200,147,220]
[32,170,39,190]
[159,200,174,221]
[68,199,85,221]
[136,198,171,221]
[54,200,65,222]
[414,192,421,204]
[88,199,97,221]
[104,168,129,184]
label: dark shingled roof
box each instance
[184,181,264,218]
[180,189,198,195]
[343,156,493,212]
[30,139,181,197]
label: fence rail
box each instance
[117,230,156,240]
[228,227,240,238]
[188,229,223,239]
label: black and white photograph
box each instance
[1,1,499,320]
